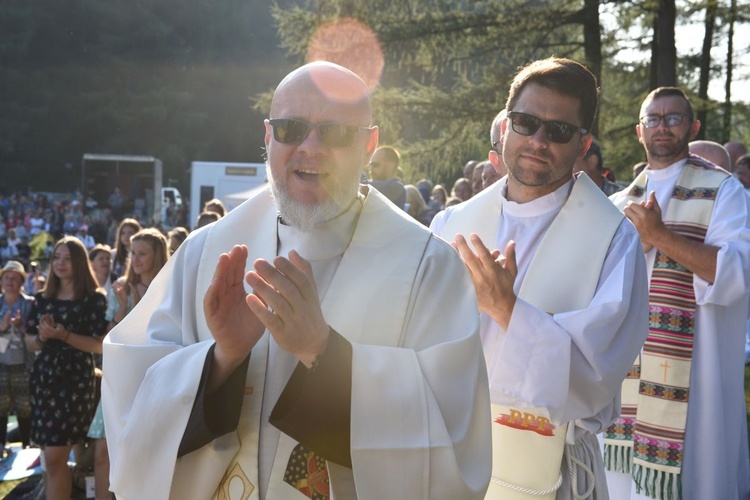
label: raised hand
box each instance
[9,310,21,329]
[453,233,518,330]
[245,250,329,368]
[112,280,129,307]
[204,245,266,369]
[624,190,663,253]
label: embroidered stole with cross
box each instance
[605,158,728,500]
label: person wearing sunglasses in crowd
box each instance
[432,57,649,499]
[102,61,491,499]
[367,145,407,209]
[605,88,750,500]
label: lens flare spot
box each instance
[306,18,384,93]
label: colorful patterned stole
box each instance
[606,157,728,500]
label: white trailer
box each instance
[82,153,168,224]
[189,161,266,228]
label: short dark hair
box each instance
[88,243,112,262]
[197,211,221,228]
[643,87,694,122]
[505,57,599,131]
[203,198,227,217]
[167,226,189,244]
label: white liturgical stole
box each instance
[189,186,431,499]
[442,174,623,499]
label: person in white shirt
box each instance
[102,61,491,500]
[432,57,649,499]
[606,87,750,500]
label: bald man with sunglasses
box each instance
[432,57,649,499]
[102,61,491,499]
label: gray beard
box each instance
[266,164,359,232]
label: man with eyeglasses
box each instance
[431,57,649,499]
[102,61,491,499]
[605,87,750,500]
[368,145,407,209]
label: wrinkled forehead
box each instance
[271,65,371,125]
[640,95,689,117]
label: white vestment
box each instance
[431,175,650,499]
[102,186,491,500]
[606,160,750,500]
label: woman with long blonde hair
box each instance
[107,228,168,327]
[110,218,141,277]
[88,228,169,499]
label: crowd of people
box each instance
[0,195,209,498]
[1,58,749,500]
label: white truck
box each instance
[189,161,266,228]
[81,153,183,228]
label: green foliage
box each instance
[2,1,748,193]
[0,0,294,193]
[268,0,749,185]
[269,0,600,184]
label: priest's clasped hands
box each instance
[204,244,330,385]
[452,233,518,330]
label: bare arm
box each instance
[37,314,105,353]
[107,280,130,333]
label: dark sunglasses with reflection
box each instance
[507,111,588,144]
[267,118,373,148]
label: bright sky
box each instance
[601,4,750,103]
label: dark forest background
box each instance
[0,0,296,194]
[1,0,748,195]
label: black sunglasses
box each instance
[507,111,588,144]
[268,118,372,148]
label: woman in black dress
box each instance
[25,236,107,500]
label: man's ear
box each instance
[489,149,500,168]
[577,133,593,159]
[365,126,379,157]
[264,119,272,149]
[636,123,644,145]
[689,120,701,141]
